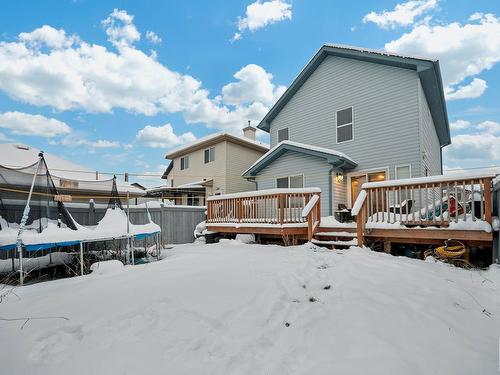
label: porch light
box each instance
[335,173,344,183]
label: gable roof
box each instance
[242,140,357,177]
[258,44,450,147]
[165,131,269,160]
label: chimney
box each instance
[124,172,129,182]
[243,120,256,141]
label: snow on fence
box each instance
[1,201,206,245]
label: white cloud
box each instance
[222,64,286,107]
[146,31,162,44]
[0,111,71,137]
[136,123,196,148]
[446,78,487,100]
[232,0,292,41]
[477,120,500,135]
[445,134,500,161]
[0,10,285,133]
[444,120,500,165]
[102,8,140,48]
[19,25,78,49]
[385,13,500,100]
[449,120,470,131]
[363,0,437,29]
[60,135,121,151]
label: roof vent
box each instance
[15,144,30,150]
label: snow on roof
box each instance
[242,140,356,176]
[165,131,269,158]
[0,143,144,194]
[323,43,435,63]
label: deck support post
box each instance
[483,178,492,224]
[356,202,365,247]
[279,194,285,225]
[384,241,391,254]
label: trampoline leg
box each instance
[17,243,24,286]
[80,242,84,276]
[131,237,135,265]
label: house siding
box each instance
[418,79,442,176]
[254,151,332,217]
[168,141,228,196]
[270,55,422,181]
[225,141,265,194]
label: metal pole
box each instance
[16,152,43,286]
[80,242,84,276]
[126,191,131,265]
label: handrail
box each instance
[302,194,320,218]
[207,190,321,228]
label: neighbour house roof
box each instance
[0,143,145,195]
[242,140,357,177]
[258,44,451,147]
[164,131,269,160]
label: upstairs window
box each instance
[278,128,289,143]
[180,156,189,170]
[336,107,353,143]
[204,147,215,163]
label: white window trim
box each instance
[395,164,412,179]
[335,106,354,144]
[180,155,189,170]
[204,147,215,164]
[275,173,305,188]
[346,167,389,206]
[277,127,289,144]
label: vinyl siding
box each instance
[225,141,267,194]
[270,55,422,181]
[254,150,332,217]
[168,141,228,195]
[418,80,442,176]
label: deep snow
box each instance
[1,242,500,375]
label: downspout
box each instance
[246,177,258,190]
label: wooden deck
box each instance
[206,173,496,249]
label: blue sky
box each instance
[0,0,499,186]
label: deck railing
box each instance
[352,172,496,246]
[206,188,321,239]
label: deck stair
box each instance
[312,226,358,249]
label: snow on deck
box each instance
[1,242,499,374]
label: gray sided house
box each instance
[243,44,450,217]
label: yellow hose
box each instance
[434,241,466,259]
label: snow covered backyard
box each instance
[1,241,500,374]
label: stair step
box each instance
[314,231,357,238]
[311,239,357,246]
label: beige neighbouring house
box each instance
[157,125,268,205]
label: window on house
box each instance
[180,156,189,170]
[276,177,289,188]
[276,175,304,188]
[204,147,215,163]
[336,107,353,143]
[289,175,304,188]
[278,128,289,143]
[395,165,411,180]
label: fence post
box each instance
[279,194,285,225]
[89,199,95,225]
[307,212,313,241]
[483,177,492,224]
[357,201,365,247]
